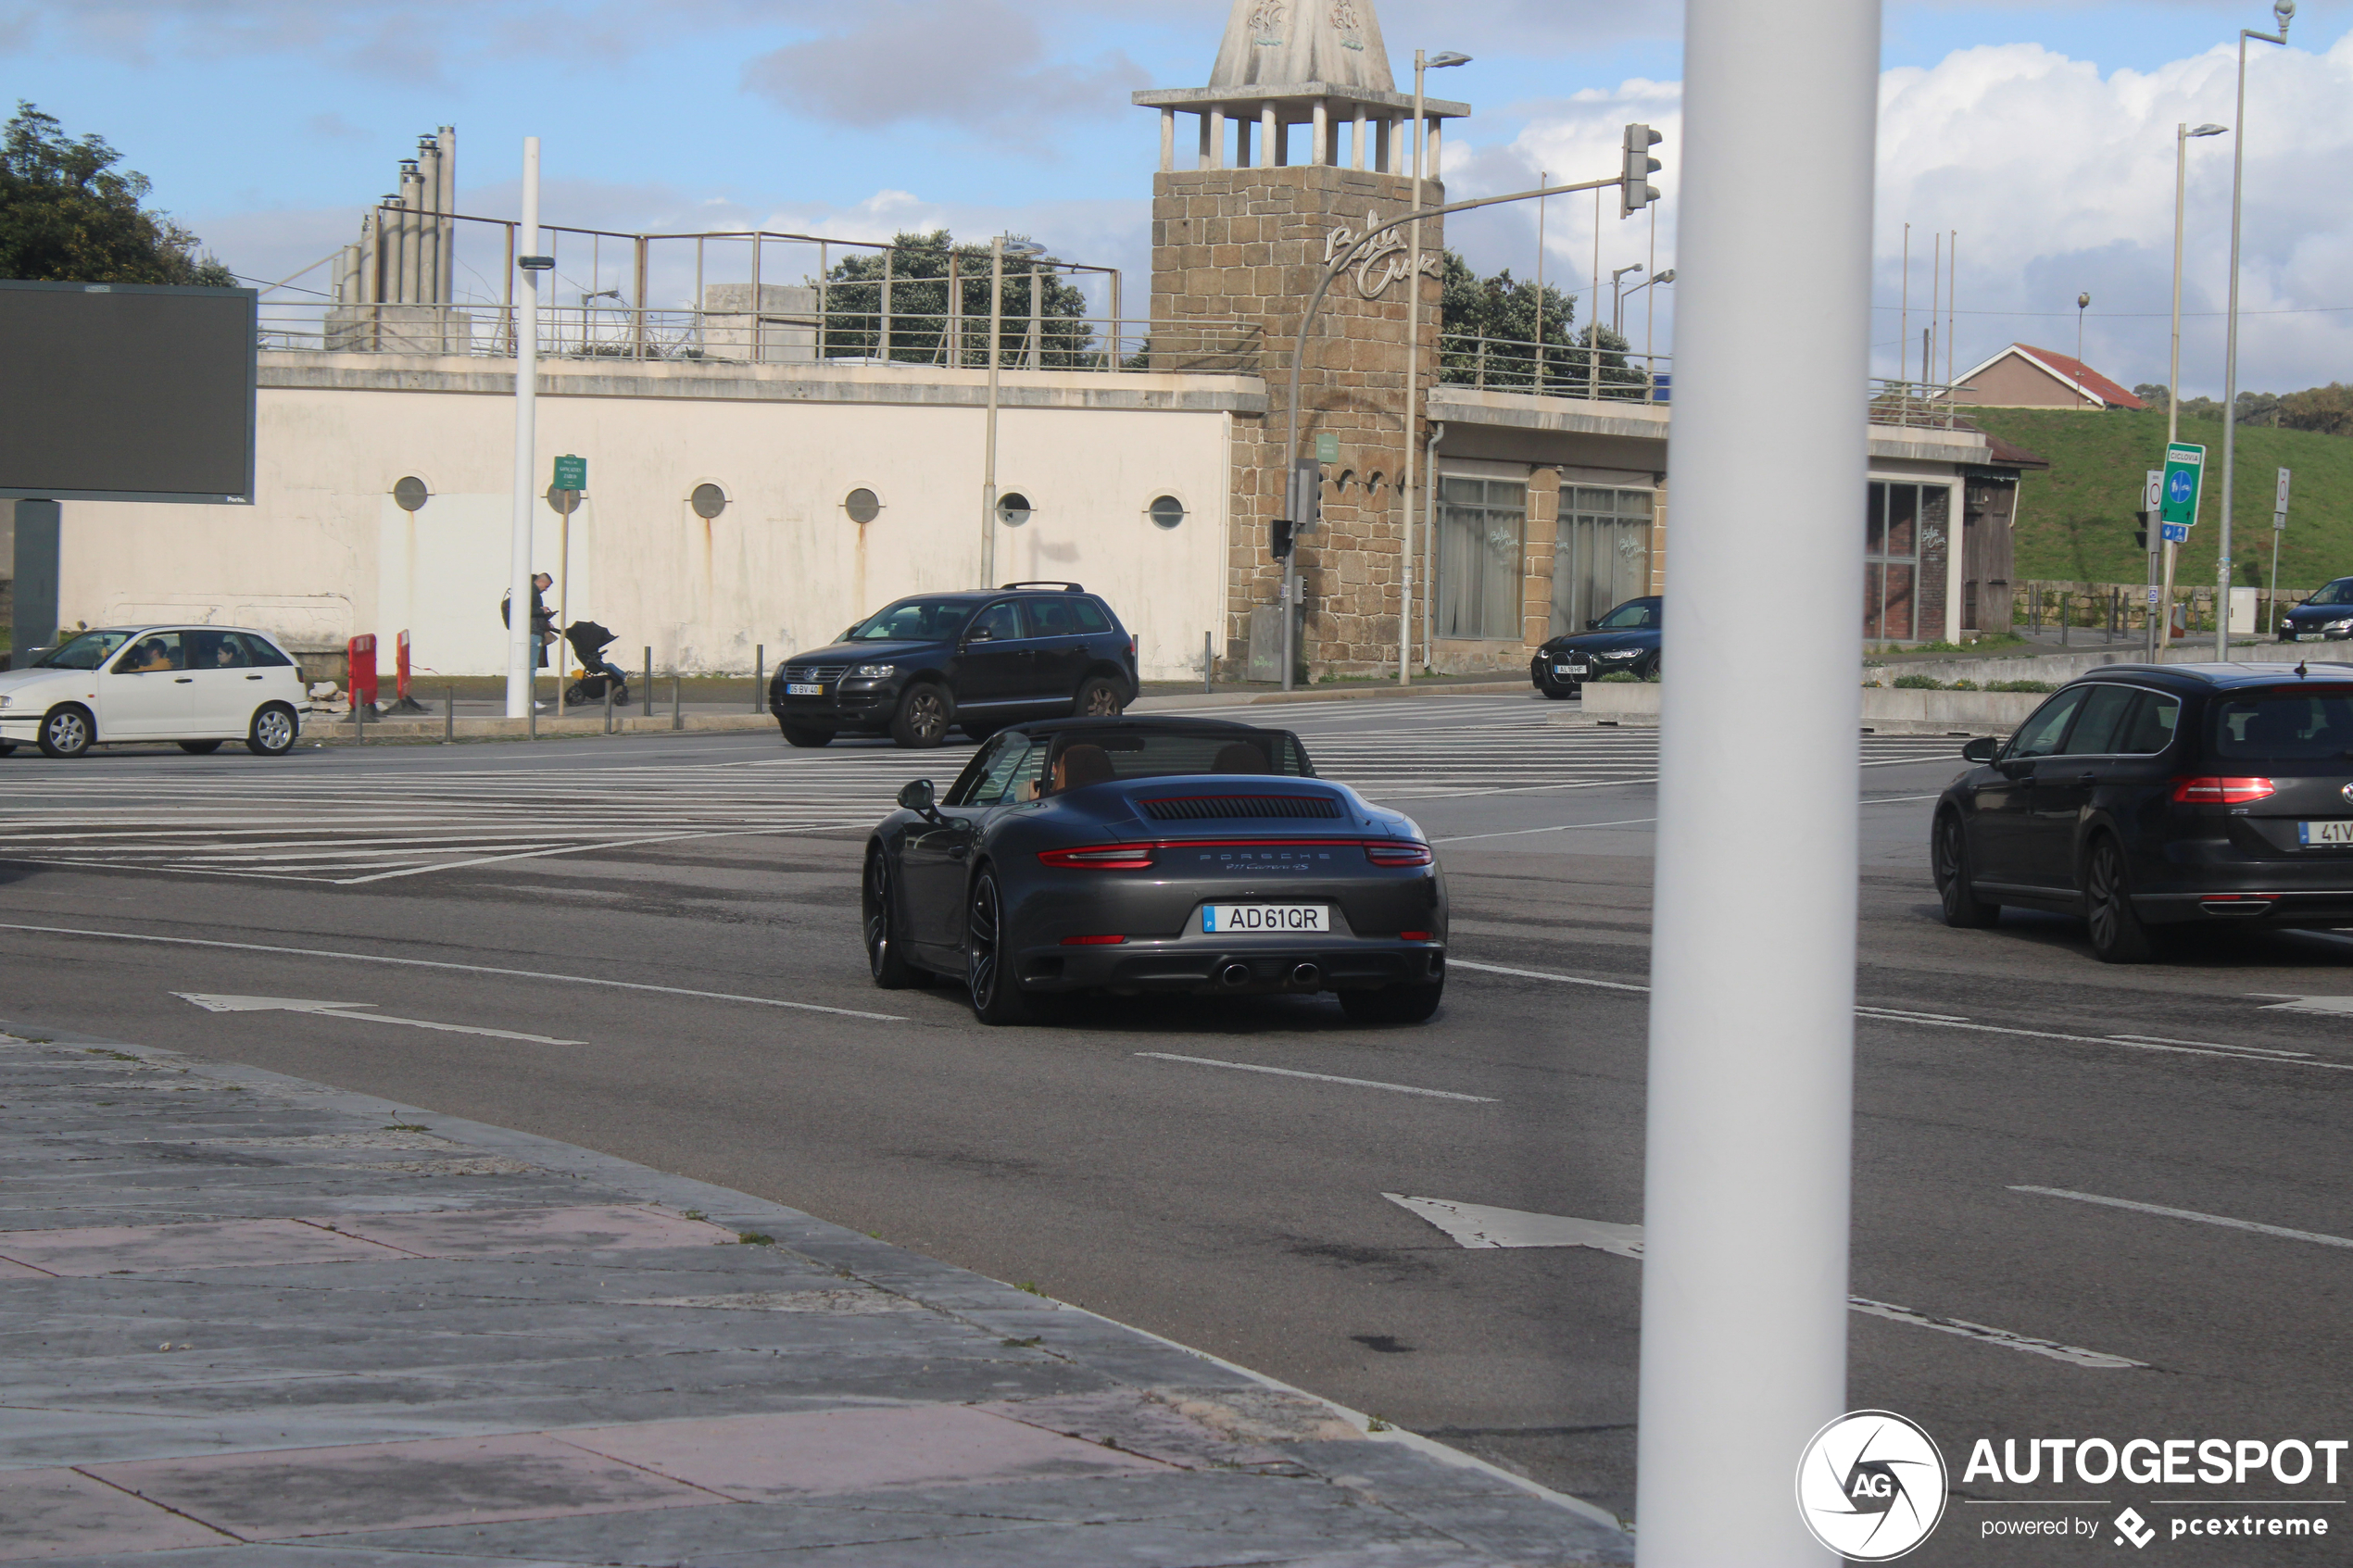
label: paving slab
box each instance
[0,1023,1631,1564]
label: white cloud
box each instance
[1439,27,2353,394]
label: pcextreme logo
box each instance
[1796,1410,1950,1560]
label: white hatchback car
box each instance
[0,626,308,759]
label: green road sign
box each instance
[1316,432,1340,464]
[552,454,586,493]
[2158,442,2205,528]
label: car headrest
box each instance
[1058,743,1116,789]
[1211,742,1270,773]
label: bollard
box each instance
[444,686,455,744]
[1203,630,1213,694]
[642,647,653,719]
[2060,593,2070,646]
[672,673,683,731]
[603,680,614,734]
[353,695,366,746]
[528,690,537,741]
[753,645,764,714]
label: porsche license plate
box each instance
[1202,904,1328,934]
[2298,820,2353,847]
[785,683,824,696]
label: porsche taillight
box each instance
[1364,841,1435,866]
[1038,845,1158,869]
[2171,776,2277,804]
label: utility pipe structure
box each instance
[2156,121,2229,659]
[2216,0,2295,660]
[1286,172,1629,692]
[506,138,547,719]
[1638,0,1879,1559]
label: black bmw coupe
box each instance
[862,717,1448,1025]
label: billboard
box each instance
[0,280,258,505]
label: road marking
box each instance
[175,993,586,1046]
[1134,1053,1495,1102]
[1434,816,1656,845]
[1447,959,1650,994]
[1453,960,2353,1072]
[2012,1185,2353,1251]
[0,923,906,1022]
[2259,995,2353,1017]
[1385,1194,2146,1370]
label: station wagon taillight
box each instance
[2171,776,2277,804]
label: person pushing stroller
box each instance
[562,621,631,708]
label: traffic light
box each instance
[1620,123,1663,218]
[1270,517,1296,561]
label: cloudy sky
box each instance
[6,0,2347,394]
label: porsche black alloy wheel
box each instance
[891,684,953,748]
[38,706,92,759]
[863,847,918,988]
[1340,980,1444,1024]
[1075,676,1124,719]
[1931,812,2000,928]
[965,868,1038,1024]
[2084,836,2158,963]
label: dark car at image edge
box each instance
[2275,576,2353,643]
[770,583,1138,748]
[1931,661,2353,961]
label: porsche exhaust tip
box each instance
[1289,962,1320,988]
[1219,962,1252,988]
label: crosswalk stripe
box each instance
[0,709,1960,882]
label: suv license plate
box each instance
[785,683,824,696]
[1203,904,1328,934]
[2298,821,2353,847]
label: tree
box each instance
[2133,383,2172,413]
[0,103,233,286]
[815,230,1095,367]
[2275,383,2353,438]
[1435,250,1646,396]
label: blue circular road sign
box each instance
[2169,471,2195,504]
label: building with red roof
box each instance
[1954,343,2146,410]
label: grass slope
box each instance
[1969,408,2353,592]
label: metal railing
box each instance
[1438,331,1668,402]
[259,303,1264,376]
[1869,379,1982,431]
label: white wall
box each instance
[60,363,1239,682]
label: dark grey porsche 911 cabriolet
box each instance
[862,717,1448,1025]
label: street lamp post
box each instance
[2153,121,2228,659]
[2215,0,2295,661]
[1386,47,1469,691]
[1622,268,1676,373]
[982,234,1046,589]
[2075,291,2091,390]
[1609,262,1645,336]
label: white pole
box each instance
[1638,0,1876,1561]
[506,137,541,719]
[2216,9,2290,659]
[982,235,1004,589]
[1398,53,1428,689]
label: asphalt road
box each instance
[2,695,2348,1562]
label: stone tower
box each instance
[1136,0,1469,679]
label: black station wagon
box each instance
[1932,662,2353,961]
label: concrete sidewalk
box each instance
[0,1025,1630,1565]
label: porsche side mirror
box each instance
[1585,618,1599,629]
[897,779,937,812]
[1960,737,2001,764]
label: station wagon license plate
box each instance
[2298,821,2353,847]
[785,683,824,696]
[2296,633,2324,643]
[1202,904,1328,934]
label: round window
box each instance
[392,476,430,512]
[844,487,881,524]
[997,492,1032,528]
[1147,495,1186,531]
[690,483,727,520]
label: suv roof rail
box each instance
[1000,581,1086,593]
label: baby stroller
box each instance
[562,621,631,707]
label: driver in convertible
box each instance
[1031,742,1115,799]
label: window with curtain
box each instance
[1552,486,1656,635]
[1437,475,1529,641]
